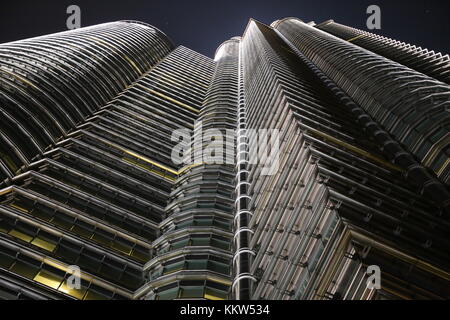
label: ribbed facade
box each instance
[0,18,449,300]
[275,19,450,188]
[0,23,215,299]
[137,39,238,301]
[245,19,449,300]
[0,21,173,182]
[315,20,450,85]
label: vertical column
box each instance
[232,37,257,300]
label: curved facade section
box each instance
[0,21,174,182]
[274,18,450,188]
[138,40,239,301]
[315,20,450,85]
[0,45,214,300]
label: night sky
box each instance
[0,0,448,58]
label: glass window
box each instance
[131,247,150,262]
[34,270,64,289]
[112,239,133,255]
[8,229,33,243]
[204,288,227,300]
[164,261,184,274]
[10,261,39,280]
[180,286,203,299]
[187,259,207,270]
[71,221,94,238]
[58,280,88,300]
[31,237,57,252]
[84,290,110,300]
[158,287,179,300]
[0,251,15,269]
[208,261,229,275]
[84,284,113,300]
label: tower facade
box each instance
[0,18,449,300]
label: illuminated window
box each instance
[8,229,33,243]
[34,270,63,289]
[31,237,57,252]
[58,281,88,300]
[204,288,227,300]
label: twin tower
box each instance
[0,18,448,300]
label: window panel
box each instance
[33,270,63,289]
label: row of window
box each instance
[148,254,230,280]
[157,233,231,255]
[5,193,152,262]
[0,211,144,290]
[148,280,229,300]
[0,246,128,300]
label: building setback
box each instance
[0,18,449,300]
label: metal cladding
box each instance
[0,18,449,300]
[0,21,174,182]
[274,19,450,189]
[315,20,450,85]
[0,22,217,298]
[138,41,237,301]
[240,19,449,300]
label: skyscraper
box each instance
[0,18,448,300]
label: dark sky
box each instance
[0,0,448,58]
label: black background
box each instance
[0,0,449,58]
